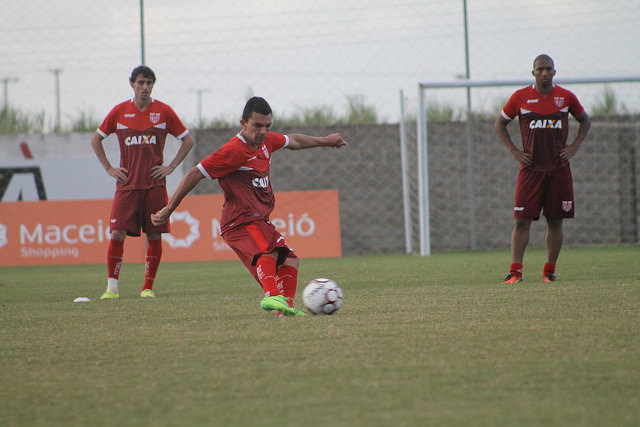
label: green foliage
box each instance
[1,246,639,426]
[0,106,46,134]
[197,95,381,128]
[281,105,340,126]
[67,108,101,132]
[345,95,378,124]
[192,115,237,130]
[425,99,463,122]
[591,86,628,117]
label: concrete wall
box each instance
[2,118,638,255]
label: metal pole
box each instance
[140,0,146,65]
[417,84,431,256]
[399,90,413,254]
[463,0,478,250]
[2,77,18,110]
[50,69,63,132]
[191,88,210,128]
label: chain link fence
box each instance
[1,1,640,255]
[2,1,639,129]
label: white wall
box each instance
[0,132,187,201]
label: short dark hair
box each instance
[533,54,554,69]
[129,65,156,83]
[242,96,272,121]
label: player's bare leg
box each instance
[543,218,563,282]
[141,232,162,298]
[504,219,532,283]
[102,229,126,299]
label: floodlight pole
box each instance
[1,77,18,110]
[140,0,146,65]
[50,68,63,132]
[191,88,210,128]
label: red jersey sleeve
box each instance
[566,90,585,117]
[97,104,120,136]
[501,89,523,120]
[198,140,250,179]
[266,132,288,151]
[164,104,189,139]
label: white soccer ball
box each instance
[302,278,343,315]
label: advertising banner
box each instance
[0,191,341,266]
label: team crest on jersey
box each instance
[149,112,161,124]
[562,200,573,212]
[554,97,565,108]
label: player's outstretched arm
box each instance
[287,133,348,150]
[151,166,205,225]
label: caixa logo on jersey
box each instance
[252,176,270,189]
[0,167,47,201]
[529,119,562,129]
[124,135,157,146]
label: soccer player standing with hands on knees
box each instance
[91,65,195,299]
[152,96,347,316]
[494,54,591,284]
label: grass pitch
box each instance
[1,246,639,426]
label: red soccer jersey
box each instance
[197,132,289,234]
[501,85,584,171]
[98,99,189,190]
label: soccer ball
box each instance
[302,278,343,315]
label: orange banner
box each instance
[0,191,341,266]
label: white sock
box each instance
[107,278,119,294]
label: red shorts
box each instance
[110,186,170,236]
[222,220,297,282]
[514,166,574,220]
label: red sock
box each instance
[277,265,298,307]
[256,256,279,296]
[543,262,555,276]
[143,239,163,291]
[510,262,523,277]
[107,239,124,279]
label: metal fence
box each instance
[1,0,640,256]
[2,1,640,131]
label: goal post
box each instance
[415,75,640,256]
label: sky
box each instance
[1,0,639,130]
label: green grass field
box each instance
[1,246,639,426]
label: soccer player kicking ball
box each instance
[91,65,195,299]
[151,97,347,316]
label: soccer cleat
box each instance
[503,273,523,284]
[276,308,307,317]
[261,295,304,317]
[100,290,119,300]
[543,273,556,282]
[140,289,156,298]
[289,307,308,316]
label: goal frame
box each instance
[415,75,640,256]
